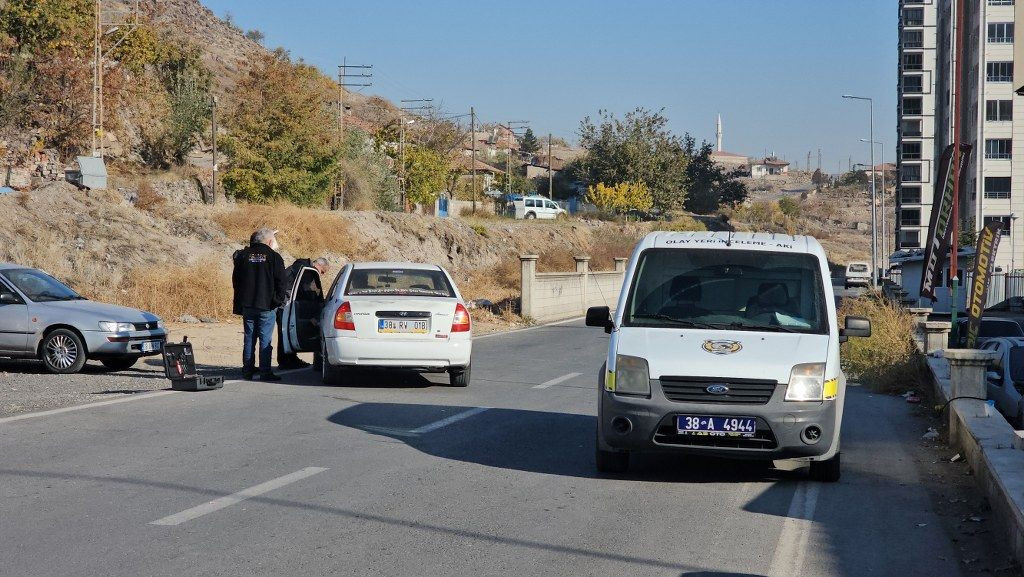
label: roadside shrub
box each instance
[135,180,166,212]
[838,294,922,392]
[653,215,707,233]
[778,196,801,218]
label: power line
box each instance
[334,58,372,210]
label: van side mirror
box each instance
[840,316,871,339]
[586,306,614,334]
[0,292,20,304]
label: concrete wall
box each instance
[520,255,627,323]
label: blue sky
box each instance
[202,0,896,173]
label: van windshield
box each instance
[848,264,868,273]
[623,248,828,334]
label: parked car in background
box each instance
[0,263,166,374]
[281,262,472,387]
[955,317,1024,348]
[514,195,566,220]
[981,337,1024,427]
[844,262,871,289]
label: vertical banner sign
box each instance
[965,222,1004,348]
[920,144,973,300]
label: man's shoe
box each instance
[260,373,282,382]
[242,370,256,381]
[279,359,311,370]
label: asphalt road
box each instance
[0,320,1010,576]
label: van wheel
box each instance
[809,452,841,482]
[41,329,87,374]
[525,212,536,220]
[449,364,470,387]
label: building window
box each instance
[901,119,923,136]
[902,96,923,115]
[902,53,924,71]
[986,99,1014,120]
[899,230,921,248]
[901,209,922,226]
[984,215,1014,235]
[901,164,922,182]
[986,62,1014,82]
[988,22,1015,43]
[903,7,925,25]
[901,142,922,160]
[903,29,924,48]
[903,75,924,93]
[900,185,922,204]
[984,176,1012,198]
[986,138,1013,159]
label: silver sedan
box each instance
[0,263,167,374]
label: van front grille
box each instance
[659,377,778,405]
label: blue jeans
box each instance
[242,307,276,375]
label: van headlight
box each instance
[609,355,650,396]
[785,363,825,401]
[98,321,133,333]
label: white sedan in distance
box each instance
[282,262,472,387]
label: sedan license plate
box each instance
[378,319,429,334]
[140,341,162,353]
[677,415,757,437]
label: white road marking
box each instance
[409,407,489,434]
[473,316,586,340]
[768,482,820,577]
[533,372,583,389]
[0,390,179,424]
[149,467,329,526]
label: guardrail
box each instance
[519,255,627,323]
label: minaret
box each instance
[716,114,723,152]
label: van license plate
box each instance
[378,319,429,334]
[677,415,756,437]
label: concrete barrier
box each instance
[921,325,1024,566]
[520,254,627,323]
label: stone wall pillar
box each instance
[520,255,538,320]
[945,349,1000,427]
[908,307,933,352]
[614,258,628,273]
[575,256,591,316]
[922,321,952,355]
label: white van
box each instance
[844,261,871,289]
[514,195,566,220]
[586,231,871,481]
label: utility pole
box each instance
[92,0,139,158]
[548,133,553,199]
[471,107,477,214]
[211,95,217,205]
[817,148,822,172]
[336,59,372,209]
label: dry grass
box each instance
[114,260,233,320]
[838,294,923,392]
[135,180,166,212]
[652,215,708,233]
[16,190,30,209]
[214,202,357,257]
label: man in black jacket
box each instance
[277,257,328,369]
[232,227,287,381]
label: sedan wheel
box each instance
[42,329,87,374]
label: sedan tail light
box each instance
[334,302,355,330]
[451,303,471,333]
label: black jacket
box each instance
[232,243,287,314]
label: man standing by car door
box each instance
[277,257,329,369]
[232,227,287,381]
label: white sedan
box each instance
[281,262,472,386]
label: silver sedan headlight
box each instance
[98,321,134,332]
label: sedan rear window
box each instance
[345,268,455,298]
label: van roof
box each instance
[640,231,827,260]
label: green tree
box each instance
[519,128,540,154]
[778,196,801,218]
[682,136,748,213]
[570,108,689,211]
[404,145,449,205]
[0,0,92,57]
[220,53,340,206]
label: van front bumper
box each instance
[600,378,838,460]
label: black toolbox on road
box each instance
[162,338,224,391]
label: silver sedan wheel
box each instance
[45,334,79,370]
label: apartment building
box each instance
[898,0,1022,271]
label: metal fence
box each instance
[963,272,1024,308]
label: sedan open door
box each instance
[281,267,324,355]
